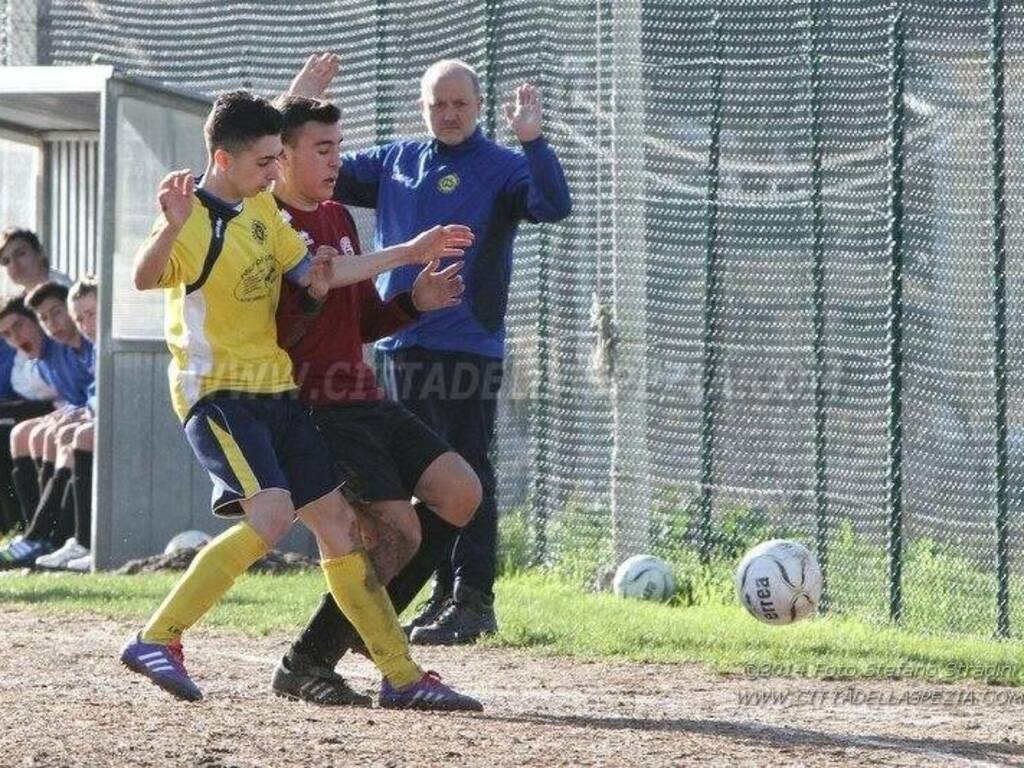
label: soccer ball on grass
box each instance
[735,539,822,625]
[612,554,676,602]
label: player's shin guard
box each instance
[38,460,54,496]
[321,551,421,688]
[23,466,71,542]
[388,502,459,613]
[141,522,267,644]
[290,503,460,667]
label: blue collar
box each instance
[431,125,485,156]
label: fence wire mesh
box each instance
[4,0,1024,636]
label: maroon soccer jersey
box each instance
[276,199,419,403]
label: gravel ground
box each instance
[2,609,1023,767]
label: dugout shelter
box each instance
[0,66,318,567]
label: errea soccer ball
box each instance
[612,554,676,602]
[735,539,822,625]
[164,529,212,555]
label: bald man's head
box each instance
[421,59,481,100]
[420,59,483,146]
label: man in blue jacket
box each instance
[289,55,571,644]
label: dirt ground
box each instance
[2,609,1023,767]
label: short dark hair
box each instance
[69,275,98,303]
[0,227,45,262]
[25,281,69,311]
[204,90,283,154]
[276,96,341,146]
[0,294,37,323]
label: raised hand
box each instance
[158,171,195,229]
[287,52,341,98]
[411,259,465,311]
[404,224,474,265]
[503,83,543,143]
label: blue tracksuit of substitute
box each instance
[334,125,571,597]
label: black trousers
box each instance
[380,347,503,598]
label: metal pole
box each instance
[808,0,830,612]
[483,0,498,139]
[374,1,391,143]
[989,0,1010,638]
[699,7,726,564]
[886,9,907,624]
[609,0,650,562]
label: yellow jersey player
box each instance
[120,90,482,711]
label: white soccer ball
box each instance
[735,539,823,625]
[164,529,212,555]
[612,554,676,602]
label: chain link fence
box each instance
[4,0,1024,637]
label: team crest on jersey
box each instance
[437,173,460,193]
[251,220,268,244]
[299,230,315,248]
[234,253,277,302]
[339,236,355,256]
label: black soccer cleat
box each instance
[409,583,498,646]
[271,651,373,707]
[402,584,453,636]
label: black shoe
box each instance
[271,651,373,707]
[409,583,498,646]
[402,582,453,635]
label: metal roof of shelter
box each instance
[0,66,210,133]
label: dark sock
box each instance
[24,466,71,543]
[38,461,54,496]
[0,426,15,533]
[11,456,40,530]
[385,503,459,613]
[290,502,460,667]
[32,456,42,474]
[55,477,75,544]
[72,450,93,548]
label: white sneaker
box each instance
[65,552,92,572]
[35,537,88,570]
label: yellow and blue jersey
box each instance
[147,187,309,421]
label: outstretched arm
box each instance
[133,170,194,290]
[321,224,473,290]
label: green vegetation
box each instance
[505,492,1018,637]
[2,568,1023,685]
[2,491,1021,685]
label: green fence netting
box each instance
[4,0,1024,637]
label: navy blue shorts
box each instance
[184,393,341,518]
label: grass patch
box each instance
[2,568,1023,685]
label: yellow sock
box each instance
[141,522,268,644]
[322,551,421,688]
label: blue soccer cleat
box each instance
[0,537,53,569]
[120,634,203,702]
[379,670,483,712]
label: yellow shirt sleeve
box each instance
[265,193,309,273]
[151,208,205,288]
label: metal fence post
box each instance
[698,6,726,564]
[989,0,1011,639]
[609,0,650,562]
[886,8,907,624]
[483,0,498,139]
[374,0,392,143]
[808,0,830,611]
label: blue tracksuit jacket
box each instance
[334,126,572,359]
